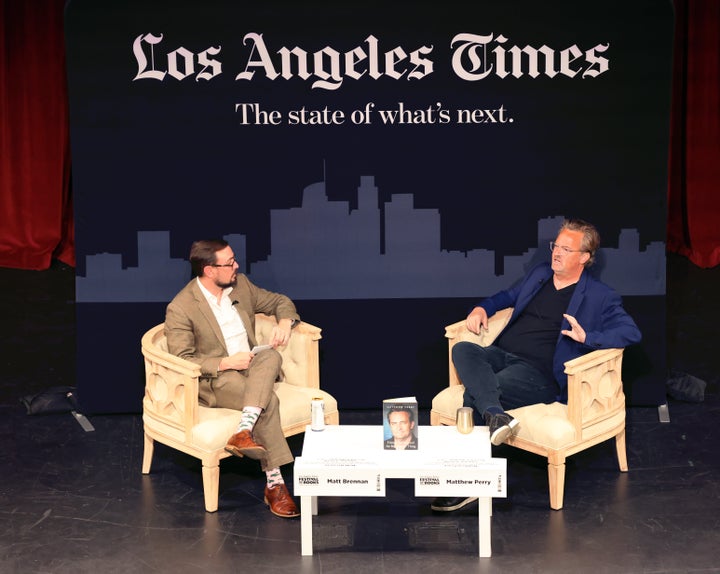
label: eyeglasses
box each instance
[549,242,587,254]
[211,258,236,268]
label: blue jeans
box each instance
[452,341,559,415]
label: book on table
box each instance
[382,397,419,450]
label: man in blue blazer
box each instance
[432,218,641,513]
[463,218,641,441]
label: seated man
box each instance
[432,218,641,513]
[165,239,301,518]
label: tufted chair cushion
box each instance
[431,386,576,449]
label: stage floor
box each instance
[1,253,718,573]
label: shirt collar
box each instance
[196,277,233,305]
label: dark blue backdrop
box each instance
[65,0,673,413]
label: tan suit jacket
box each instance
[164,274,300,407]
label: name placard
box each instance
[294,456,385,496]
[413,457,507,497]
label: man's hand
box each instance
[270,318,294,347]
[561,314,586,343]
[219,351,254,372]
[466,307,488,334]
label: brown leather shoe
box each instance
[224,430,267,459]
[264,483,300,518]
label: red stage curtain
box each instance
[0,0,74,269]
[667,0,720,268]
[1,1,719,270]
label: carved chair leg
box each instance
[202,461,220,513]
[615,427,629,472]
[548,457,566,511]
[142,432,154,474]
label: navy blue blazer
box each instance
[477,262,641,402]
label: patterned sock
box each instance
[265,467,284,488]
[236,406,261,433]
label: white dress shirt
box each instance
[196,278,250,354]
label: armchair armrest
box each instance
[141,324,201,442]
[445,307,513,387]
[254,314,322,389]
[564,347,625,434]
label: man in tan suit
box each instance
[165,239,301,518]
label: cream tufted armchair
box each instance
[430,308,628,510]
[141,314,339,512]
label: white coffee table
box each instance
[293,425,506,557]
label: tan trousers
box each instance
[204,349,293,471]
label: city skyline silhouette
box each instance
[76,175,665,302]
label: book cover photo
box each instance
[382,397,419,450]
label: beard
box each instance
[215,274,237,290]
